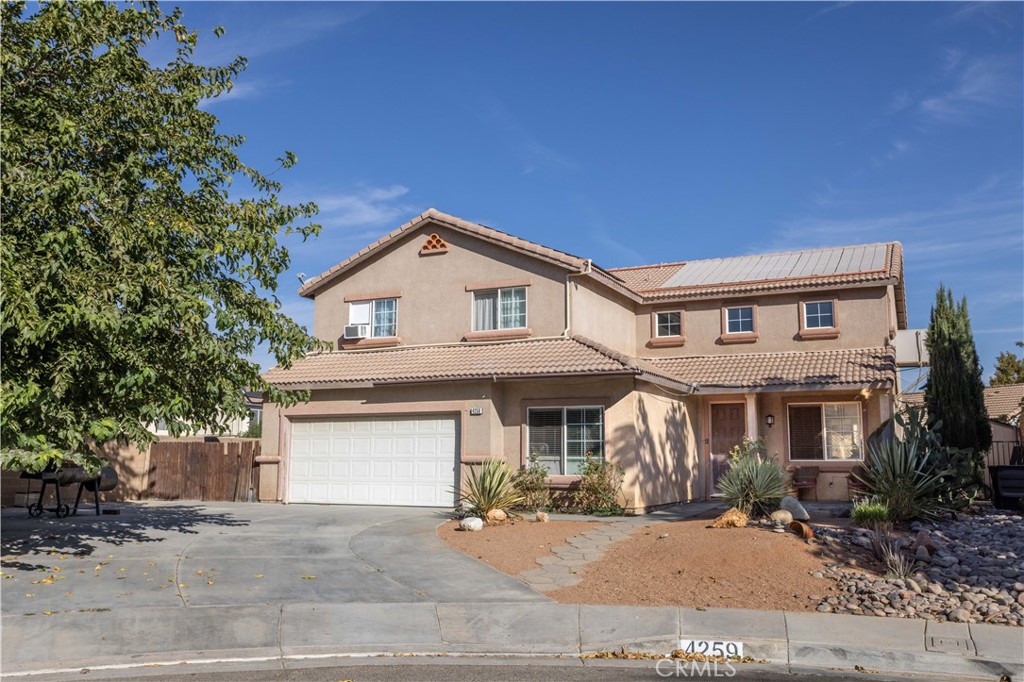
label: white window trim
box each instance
[349,298,398,338]
[803,300,835,330]
[654,310,683,338]
[526,405,605,476]
[787,401,864,462]
[725,305,755,334]
[472,286,528,332]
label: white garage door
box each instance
[288,416,457,507]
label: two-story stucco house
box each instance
[259,209,903,509]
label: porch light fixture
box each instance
[765,414,775,428]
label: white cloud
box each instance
[919,55,1018,125]
[314,185,415,229]
[483,95,579,174]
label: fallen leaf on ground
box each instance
[301,576,316,580]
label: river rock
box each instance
[460,516,484,531]
[780,496,810,521]
[771,509,794,526]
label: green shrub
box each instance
[851,496,890,528]
[456,459,524,518]
[573,453,625,515]
[241,420,262,439]
[512,455,551,511]
[716,444,789,518]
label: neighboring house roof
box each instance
[263,336,695,392]
[900,385,1024,424]
[647,347,897,393]
[985,384,1024,422]
[299,209,594,298]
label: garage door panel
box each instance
[289,416,457,507]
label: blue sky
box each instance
[172,1,1022,379]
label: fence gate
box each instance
[146,440,260,502]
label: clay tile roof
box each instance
[984,384,1024,421]
[647,347,896,390]
[606,262,687,290]
[263,336,693,388]
[298,209,589,298]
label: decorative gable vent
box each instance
[419,233,449,255]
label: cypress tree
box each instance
[924,284,992,452]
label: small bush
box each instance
[512,455,551,511]
[456,459,524,518]
[573,453,625,515]
[716,441,789,518]
[241,420,262,439]
[851,496,889,528]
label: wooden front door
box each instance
[710,403,746,495]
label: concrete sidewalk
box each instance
[3,601,1020,680]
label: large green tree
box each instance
[924,284,992,453]
[1,2,320,472]
[990,342,1024,387]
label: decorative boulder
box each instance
[535,511,550,523]
[780,496,811,521]
[911,530,937,555]
[770,509,794,526]
[711,507,749,529]
[486,509,508,523]
[915,545,931,563]
[460,516,484,531]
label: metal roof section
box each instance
[660,243,890,289]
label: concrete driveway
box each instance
[0,501,545,615]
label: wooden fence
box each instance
[146,439,261,502]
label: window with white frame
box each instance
[788,402,863,460]
[655,311,682,337]
[804,301,835,329]
[473,287,526,331]
[725,306,755,334]
[527,407,604,475]
[349,298,397,337]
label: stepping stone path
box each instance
[518,502,723,592]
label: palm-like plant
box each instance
[456,459,525,518]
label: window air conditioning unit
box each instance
[343,324,370,340]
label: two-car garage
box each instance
[287,416,458,507]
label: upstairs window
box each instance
[804,301,835,329]
[349,298,397,337]
[527,407,604,476]
[473,287,526,331]
[655,311,682,337]
[726,306,755,334]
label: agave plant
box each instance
[716,452,789,518]
[856,432,952,525]
[455,459,525,518]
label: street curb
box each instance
[2,602,1021,680]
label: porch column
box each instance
[744,393,758,440]
[879,393,892,423]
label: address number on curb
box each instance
[677,640,744,657]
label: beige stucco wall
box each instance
[625,384,702,509]
[311,223,569,347]
[569,278,637,354]
[635,287,892,357]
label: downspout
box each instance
[562,259,593,338]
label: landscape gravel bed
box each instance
[813,508,1023,626]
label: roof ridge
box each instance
[606,261,688,272]
[648,346,892,362]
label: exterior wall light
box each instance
[765,414,775,428]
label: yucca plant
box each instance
[716,451,790,518]
[873,528,915,579]
[455,459,524,518]
[855,432,951,525]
